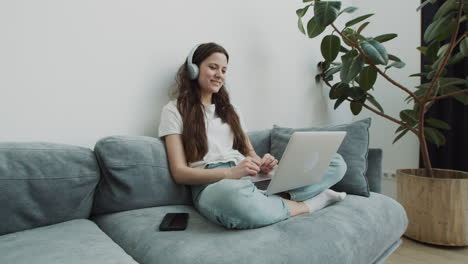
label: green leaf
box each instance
[424,127,446,147]
[298,18,306,35]
[400,109,418,126]
[424,16,456,43]
[448,52,464,65]
[417,0,433,11]
[393,128,409,144]
[329,83,349,99]
[350,101,363,115]
[303,0,315,3]
[409,72,427,77]
[388,54,402,62]
[307,18,326,38]
[345,14,374,27]
[360,39,389,65]
[426,118,451,130]
[367,94,384,113]
[321,35,341,62]
[426,41,440,63]
[436,43,450,57]
[460,14,468,24]
[438,77,467,88]
[357,22,370,35]
[461,38,468,56]
[334,97,346,109]
[324,65,343,78]
[340,50,364,83]
[359,66,377,91]
[434,0,457,21]
[341,28,358,46]
[431,53,445,71]
[395,125,407,133]
[296,5,312,17]
[373,33,398,43]
[350,87,366,100]
[339,6,358,15]
[385,61,406,70]
[417,46,428,54]
[314,1,342,27]
[339,45,350,53]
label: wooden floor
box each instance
[385,237,468,264]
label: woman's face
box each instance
[197,52,228,96]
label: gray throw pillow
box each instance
[270,118,371,197]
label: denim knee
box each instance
[330,153,347,183]
[196,179,289,229]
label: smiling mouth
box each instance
[211,80,222,86]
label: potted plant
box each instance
[295,0,468,246]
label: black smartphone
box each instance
[159,213,189,231]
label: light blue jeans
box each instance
[191,153,347,229]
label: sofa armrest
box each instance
[366,148,383,193]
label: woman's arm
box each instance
[165,134,261,185]
[244,134,278,174]
[244,136,262,161]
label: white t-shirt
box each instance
[158,100,248,168]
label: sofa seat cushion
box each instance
[0,219,137,264]
[92,193,408,264]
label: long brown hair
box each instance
[173,42,249,163]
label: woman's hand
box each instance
[260,153,278,174]
[228,157,261,179]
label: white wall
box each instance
[0,0,419,171]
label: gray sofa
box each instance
[0,129,408,264]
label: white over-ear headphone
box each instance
[186,44,202,80]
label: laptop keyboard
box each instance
[253,179,271,190]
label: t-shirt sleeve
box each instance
[233,104,248,133]
[158,104,183,138]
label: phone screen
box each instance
[159,213,189,231]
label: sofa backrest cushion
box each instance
[92,136,193,215]
[0,142,100,236]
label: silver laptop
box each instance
[246,131,346,195]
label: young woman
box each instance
[158,42,347,229]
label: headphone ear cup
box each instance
[187,44,201,80]
[188,63,199,80]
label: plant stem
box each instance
[454,32,468,47]
[418,0,464,177]
[331,23,421,104]
[322,62,418,135]
[422,0,464,102]
[430,89,468,101]
[347,99,419,135]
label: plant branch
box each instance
[346,99,419,135]
[422,0,464,102]
[430,89,468,101]
[417,0,464,177]
[330,23,421,104]
[322,75,418,134]
[454,31,468,47]
[322,78,333,88]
